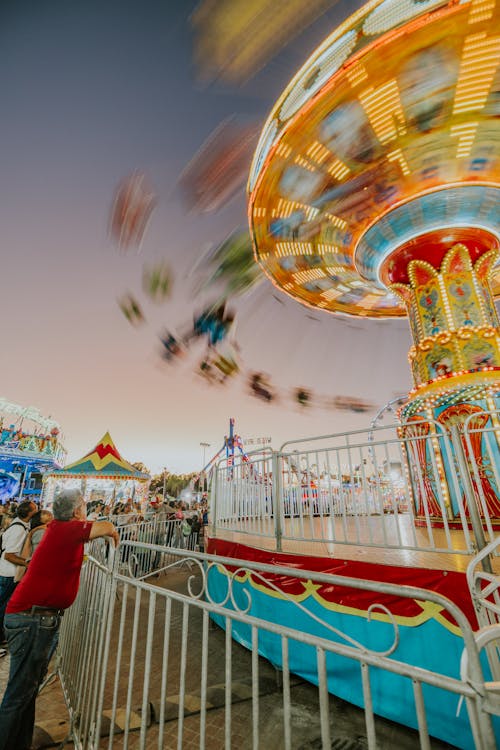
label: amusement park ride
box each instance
[0,398,66,502]
[204,1,500,747]
[247,0,500,530]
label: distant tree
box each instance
[132,461,150,475]
[149,470,197,499]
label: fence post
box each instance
[90,545,119,748]
[450,426,492,574]
[211,467,218,538]
[272,450,282,552]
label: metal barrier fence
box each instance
[467,536,500,685]
[86,513,204,578]
[116,517,200,577]
[56,540,500,749]
[212,417,500,560]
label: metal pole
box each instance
[200,443,210,490]
[18,463,29,501]
[200,442,210,466]
[450,426,492,574]
[272,450,283,552]
[162,468,167,500]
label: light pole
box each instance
[200,442,210,493]
[200,442,210,468]
[162,467,167,500]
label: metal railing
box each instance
[56,539,500,749]
[212,419,500,560]
[467,536,500,629]
[83,515,202,580]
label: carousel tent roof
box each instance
[48,432,150,479]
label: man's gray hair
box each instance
[53,489,84,521]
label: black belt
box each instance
[17,606,65,617]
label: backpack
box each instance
[0,521,27,559]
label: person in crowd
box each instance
[6,503,17,521]
[199,504,209,553]
[0,500,37,651]
[190,513,201,549]
[0,506,7,532]
[178,515,192,549]
[164,502,177,546]
[0,488,119,750]
[87,501,103,520]
[14,509,54,585]
[29,509,52,551]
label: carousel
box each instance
[247,0,500,528]
[41,431,150,507]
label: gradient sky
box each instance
[0,0,413,474]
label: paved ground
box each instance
[0,565,459,749]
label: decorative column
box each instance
[385,234,500,527]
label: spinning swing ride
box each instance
[247,0,500,527]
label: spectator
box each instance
[0,500,37,650]
[14,509,54,584]
[0,488,118,750]
[190,513,201,549]
[87,502,103,521]
[0,506,8,533]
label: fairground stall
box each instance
[0,397,66,502]
[41,431,150,507]
[207,1,500,747]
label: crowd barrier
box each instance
[56,539,500,749]
[116,517,200,578]
[211,415,500,561]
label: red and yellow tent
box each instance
[42,432,150,506]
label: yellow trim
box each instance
[215,566,462,636]
[408,369,500,399]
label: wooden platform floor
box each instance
[210,514,500,574]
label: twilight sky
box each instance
[0,0,413,474]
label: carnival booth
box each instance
[42,431,150,508]
[0,397,66,502]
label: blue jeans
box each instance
[0,576,16,642]
[0,611,61,750]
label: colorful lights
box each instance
[306,141,332,165]
[248,0,500,319]
[450,122,479,159]
[293,155,317,172]
[468,0,495,24]
[452,32,500,115]
[273,198,318,221]
[386,147,411,176]
[292,268,326,284]
[324,214,348,230]
[275,242,314,257]
[358,79,406,144]
[317,244,341,256]
[327,158,351,181]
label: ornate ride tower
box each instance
[247,0,500,527]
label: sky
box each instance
[0,0,413,474]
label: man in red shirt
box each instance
[0,489,119,750]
